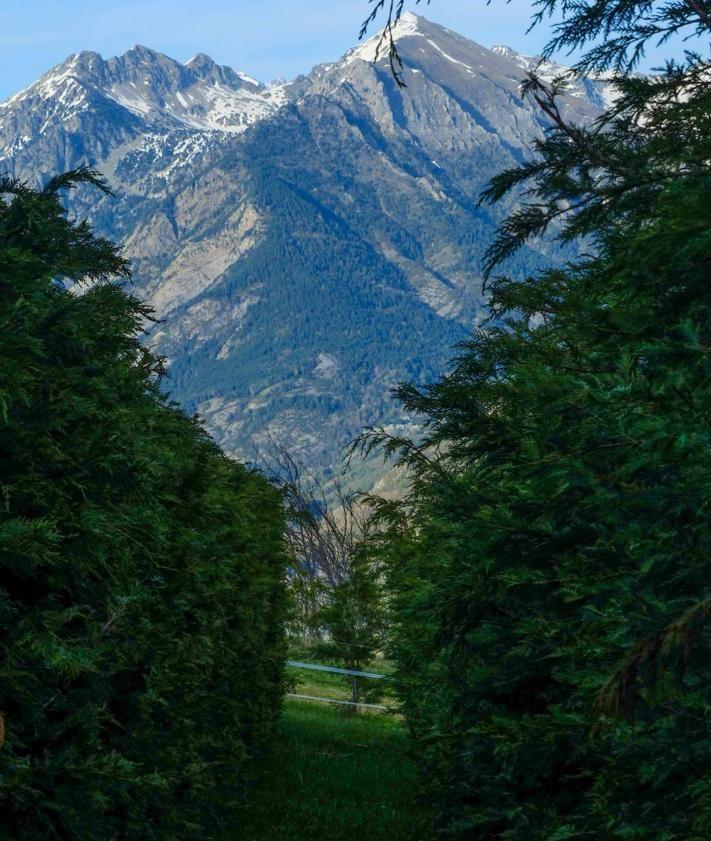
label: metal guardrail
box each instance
[286,660,389,680]
[285,660,391,711]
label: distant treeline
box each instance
[0,171,287,838]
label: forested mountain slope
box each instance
[0,13,606,473]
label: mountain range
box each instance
[0,13,609,480]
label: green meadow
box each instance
[236,664,432,840]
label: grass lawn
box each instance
[234,699,433,840]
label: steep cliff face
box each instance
[0,13,605,473]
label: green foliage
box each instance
[0,170,288,838]
[364,3,711,838]
[311,542,386,674]
[307,538,388,709]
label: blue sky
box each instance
[0,0,694,100]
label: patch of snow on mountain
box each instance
[264,82,289,107]
[105,77,278,132]
[426,39,475,74]
[237,71,260,86]
[197,83,276,131]
[345,10,424,64]
[109,86,153,116]
[491,44,621,109]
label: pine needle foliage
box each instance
[0,171,288,838]
[364,2,711,837]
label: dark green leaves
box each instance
[0,176,288,838]
[367,2,710,837]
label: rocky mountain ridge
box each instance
[0,13,609,478]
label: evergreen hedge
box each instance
[0,171,287,838]
[379,176,710,838]
[366,2,710,837]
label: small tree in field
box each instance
[264,439,386,678]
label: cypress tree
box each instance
[364,2,710,837]
[0,171,287,838]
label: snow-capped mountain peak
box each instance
[0,45,281,138]
[491,44,620,109]
[345,10,426,64]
